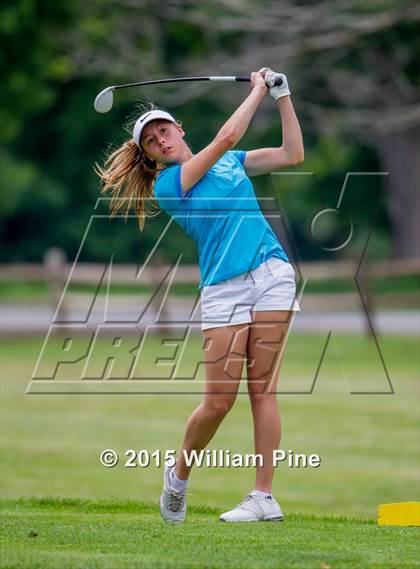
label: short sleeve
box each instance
[229,150,247,166]
[154,165,184,214]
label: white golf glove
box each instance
[258,67,291,100]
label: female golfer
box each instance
[97,68,303,523]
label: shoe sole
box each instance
[220,516,284,522]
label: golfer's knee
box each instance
[203,398,235,418]
[248,390,276,407]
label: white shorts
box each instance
[200,257,300,331]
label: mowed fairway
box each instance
[1,499,419,569]
[1,332,419,568]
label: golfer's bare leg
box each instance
[175,323,249,480]
[246,310,294,492]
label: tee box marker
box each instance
[378,502,420,526]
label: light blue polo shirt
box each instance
[153,150,289,289]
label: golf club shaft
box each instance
[94,74,284,113]
[113,75,281,91]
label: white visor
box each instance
[133,110,177,147]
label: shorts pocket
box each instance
[201,279,229,299]
[268,258,296,277]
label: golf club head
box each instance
[94,87,115,113]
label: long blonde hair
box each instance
[95,101,176,231]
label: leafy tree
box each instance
[2,0,418,263]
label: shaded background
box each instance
[1,0,419,264]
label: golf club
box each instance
[94,74,284,113]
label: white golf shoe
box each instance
[159,462,187,523]
[219,493,284,522]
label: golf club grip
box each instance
[235,75,284,86]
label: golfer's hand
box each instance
[263,68,291,100]
[250,71,268,95]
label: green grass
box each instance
[1,498,419,569]
[1,273,419,301]
[1,333,418,512]
[1,333,418,567]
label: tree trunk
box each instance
[376,125,420,258]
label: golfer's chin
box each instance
[160,154,178,165]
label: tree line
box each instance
[1,0,419,263]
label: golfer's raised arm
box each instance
[180,72,267,193]
[243,71,304,177]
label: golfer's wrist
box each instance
[276,94,291,104]
[252,85,268,97]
